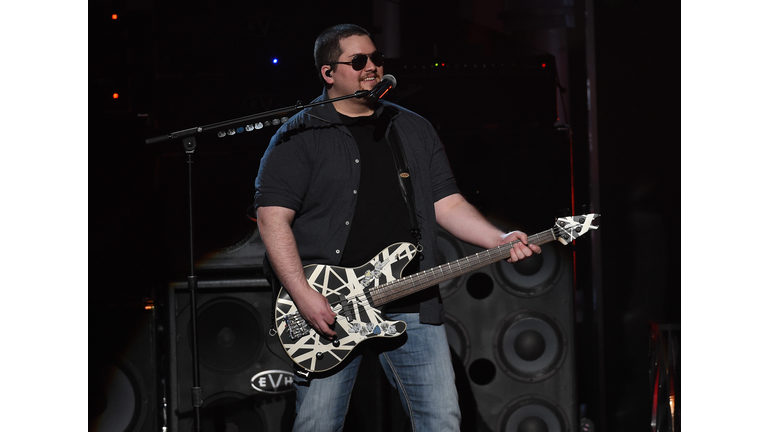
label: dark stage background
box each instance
[89,1,680,431]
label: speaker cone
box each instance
[493,242,563,298]
[497,395,568,432]
[191,297,265,374]
[91,358,146,432]
[444,313,471,366]
[493,310,567,382]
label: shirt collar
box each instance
[305,87,397,124]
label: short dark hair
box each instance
[314,24,371,74]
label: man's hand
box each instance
[435,194,542,262]
[290,286,338,339]
[501,231,542,262]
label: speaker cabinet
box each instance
[167,279,295,432]
[90,306,159,432]
[439,229,577,432]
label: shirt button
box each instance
[353,190,357,194]
[336,249,341,254]
[355,159,360,163]
[345,221,350,225]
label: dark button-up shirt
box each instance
[254,89,460,323]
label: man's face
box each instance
[327,35,383,97]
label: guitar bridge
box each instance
[284,312,311,340]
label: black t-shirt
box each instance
[337,111,436,313]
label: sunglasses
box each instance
[327,51,385,71]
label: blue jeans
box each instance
[291,313,461,432]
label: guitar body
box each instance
[274,242,418,373]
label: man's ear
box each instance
[321,66,333,85]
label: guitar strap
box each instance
[381,106,423,252]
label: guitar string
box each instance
[286,221,592,334]
[370,231,559,305]
[328,239,518,309]
[327,230,560,310]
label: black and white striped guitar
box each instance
[274,214,599,373]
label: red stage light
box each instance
[112,93,119,99]
[542,63,546,68]
[112,14,118,20]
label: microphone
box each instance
[368,74,397,100]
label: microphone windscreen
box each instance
[382,74,397,89]
[369,74,397,100]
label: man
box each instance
[254,24,540,432]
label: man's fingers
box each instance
[313,320,336,338]
[313,311,337,338]
[507,241,541,262]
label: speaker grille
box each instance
[170,283,295,432]
[192,297,265,374]
[440,239,577,430]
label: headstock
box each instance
[553,213,600,245]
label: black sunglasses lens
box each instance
[351,55,368,70]
[371,52,384,66]
[351,52,384,70]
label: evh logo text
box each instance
[251,370,294,394]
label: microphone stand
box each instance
[145,90,370,145]
[146,88,371,432]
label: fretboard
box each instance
[368,229,559,307]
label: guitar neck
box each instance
[368,228,559,307]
